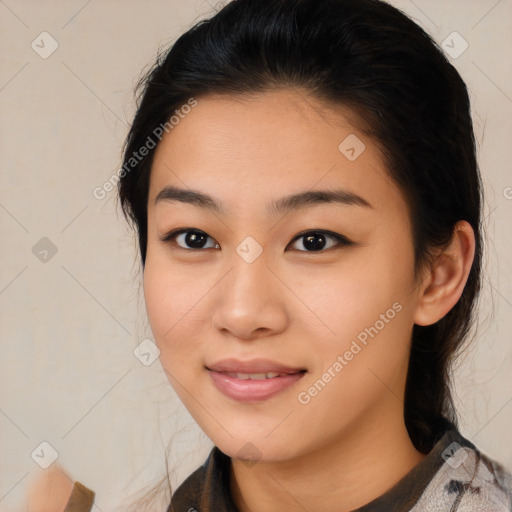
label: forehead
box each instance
[148,89,402,215]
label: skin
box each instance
[26,465,74,512]
[144,89,475,512]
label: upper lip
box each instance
[206,358,306,374]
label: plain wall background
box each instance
[1,0,511,510]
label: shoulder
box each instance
[412,429,512,511]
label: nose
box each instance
[211,248,289,341]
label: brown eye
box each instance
[288,230,353,252]
[160,229,220,250]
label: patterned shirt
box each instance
[65,427,512,511]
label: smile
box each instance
[207,369,306,402]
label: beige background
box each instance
[1,0,511,510]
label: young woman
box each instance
[32,0,512,510]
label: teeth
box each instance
[226,372,284,379]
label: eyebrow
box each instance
[154,185,372,215]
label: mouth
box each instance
[219,371,305,380]
[206,357,307,374]
[206,358,307,402]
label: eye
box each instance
[159,229,220,250]
[287,230,353,252]
[160,228,353,252]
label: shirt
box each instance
[65,427,512,511]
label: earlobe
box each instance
[413,220,476,327]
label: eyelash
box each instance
[159,228,354,253]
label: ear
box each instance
[413,220,476,326]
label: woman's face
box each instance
[144,89,424,461]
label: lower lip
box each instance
[208,370,306,402]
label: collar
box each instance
[168,427,481,512]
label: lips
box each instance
[206,358,306,375]
[206,358,307,402]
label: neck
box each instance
[229,396,427,512]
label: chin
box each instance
[209,429,301,464]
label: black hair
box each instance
[118,0,482,458]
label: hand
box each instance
[26,464,74,512]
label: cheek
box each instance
[296,247,415,394]
[143,261,171,338]
[142,254,214,367]
[143,258,188,350]
[295,296,411,433]
[299,258,405,336]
